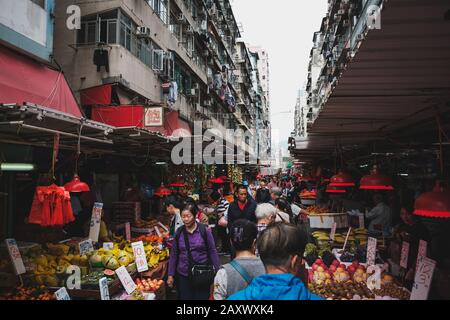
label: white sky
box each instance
[231,0,328,155]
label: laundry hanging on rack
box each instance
[28,184,75,227]
[93,49,110,72]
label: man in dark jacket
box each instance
[227,185,257,227]
[256,180,271,204]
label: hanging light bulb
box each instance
[414,181,450,218]
[359,165,394,190]
[329,170,355,187]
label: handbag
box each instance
[182,225,216,288]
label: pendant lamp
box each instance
[65,126,90,192]
[208,177,226,184]
[154,183,172,197]
[326,185,347,194]
[359,166,394,190]
[168,179,186,188]
[329,171,355,187]
[414,181,450,218]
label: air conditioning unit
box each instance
[178,14,187,24]
[186,25,195,34]
[188,88,197,97]
[136,26,151,38]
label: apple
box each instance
[329,265,337,272]
[312,263,319,271]
[315,259,323,265]
[317,266,325,273]
[332,260,340,267]
[357,265,366,272]
[352,260,360,268]
[348,265,356,274]
[336,267,345,273]
[339,264,347,270]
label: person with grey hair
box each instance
[255,203,277,235]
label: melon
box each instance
[118,255,130,267]
[102,255,120,270]
[104,269,115,277]
[90,254,104,268]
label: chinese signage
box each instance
[88,203,103,242]
[144,107,164,127]
[411,256,436,300]
[5,239,26,275]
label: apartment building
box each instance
[52,0,269,160]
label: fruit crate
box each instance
[309,213,348,229]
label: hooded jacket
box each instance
[227,273,323,300]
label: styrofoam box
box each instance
[309,213,348,229]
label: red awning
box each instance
[80,84,113,106]
[0,46,82,117]
[155,111,192,137]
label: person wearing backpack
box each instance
[213,219,265,300]
[167,203,220,300]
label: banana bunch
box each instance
[312,231,330,241]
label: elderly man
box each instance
[269,187,282,206]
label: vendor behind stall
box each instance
[365,193,392,237]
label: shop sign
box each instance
[411,256,436,300]
[99,277,110,300]
[79,239,94,255]
[115,266,137,294]
[366,237,377,266]
[54,287,71,300]
[330,222,337,241]
[88,203,103,243]
[4,239,26,275]
[400,242,410,269]
[132,241,149,273]
[144,107,164,127]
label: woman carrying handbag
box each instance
[167,203,220,300]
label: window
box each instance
[152,45,164,71]
[77,21,97,44]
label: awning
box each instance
[157,111,192,138]
[0,46,82,118]
[80,84,113,106]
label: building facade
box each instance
[52,0,271,163]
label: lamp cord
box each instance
[75,123,84,175]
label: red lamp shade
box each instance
[208,177,226,184]
[217,176,229,182]
[414,183,450,218]
[168,179,186,188]
[329,171,355,187]
[359,167,394,190]
[154,185,172,197]
[326,186,347,194]
[64,174,90,193]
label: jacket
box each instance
[227,273,323,300]
[227,198,257,226]
[256,188,271,204]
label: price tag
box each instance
[125,222,131,241]
[115,266,137,295]
[342,227,352,251]
[88,203,103,243]
[415,240,427,273]
[358,214,365,229]
[132,241,149,273]
[79,239,94,255]
[400,241,410,269]
[54,287,71,300]
[103,242,114,250]
[411,256,436,300]
[366,237,377,266]
[4,239,26,275]
[330,222,337,241]
[99,277,110,300]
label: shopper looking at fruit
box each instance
[213,219,265,300]
[274,198,293,223]
[228,222,322,300]
[167,203,220,300]
[365,193,392,237]
[164,196,183,237]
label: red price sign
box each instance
[411,256,436,300]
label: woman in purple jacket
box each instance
[167,203,220,300]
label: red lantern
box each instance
[326,186,347,194]
[64,174,90,193]
[329,171,355,187]
[154,184,172,197]
[414,182,450,218]
[359,166,394,190]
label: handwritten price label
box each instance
[125,222,131,241]
[366,237,377,266]
[88,203,103,242]
[5,239,26,275]
[115,266,136,294]
[411,256,436,300]
[330,222,337,241]
[400,242,410,269]
[79,239,94,255]
[99,277,110,300]
[415,240,427,274]
[132,241,149,273]
[54,287,71,300]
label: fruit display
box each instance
[306,206,329,214]
[371,283,411,300]
[0,286,55,301]
[312,231,330,242]
[81,270,114,287]
[333,228,368,246]
[309,281,375,300]
[135,278,164,293]
[311,258,368,285]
